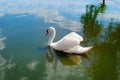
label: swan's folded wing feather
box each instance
[66,32,83,42]
[52,35,80,50]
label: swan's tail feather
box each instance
[80,46,93,53]
[85,46,93,51]
[64,45,93,54]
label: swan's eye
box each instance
[46,29,49,35]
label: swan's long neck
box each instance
[48,29,56,46]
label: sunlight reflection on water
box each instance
[0,55,16,80]
[0,29,6,50]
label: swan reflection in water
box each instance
[46,46,90,66]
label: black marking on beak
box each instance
[46,29,49,36]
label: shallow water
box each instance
[0,0,120,80]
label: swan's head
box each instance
[46,27,55,35]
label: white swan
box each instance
[46,27,92,54]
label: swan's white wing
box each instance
[66,32,83,42]
[52,34,80,50]
[52,32,84,51]
[64,45,93,54]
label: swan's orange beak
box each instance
[46,29,49,36]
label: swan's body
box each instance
[46,27,92,54]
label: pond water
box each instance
[0,0,120,80]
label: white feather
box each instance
[47,27,92,54]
